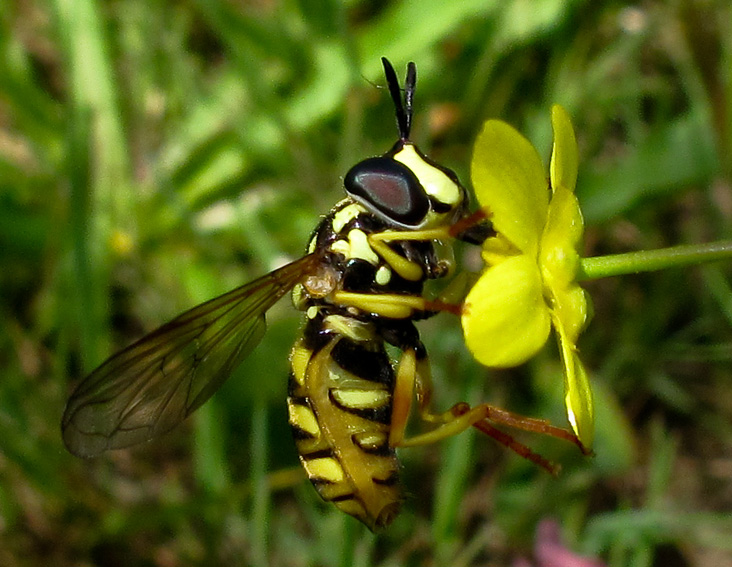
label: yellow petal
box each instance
[541,171,587,345]
[540,186,584,296]
[471,120,549,257]
[554,313,594,447]
[550,284,591,345]
[462,255,551,367]
[550,105,578,194]
[480,232,521,266]
[542,186,584,265]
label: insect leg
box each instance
[447,208,495,244]
[389,348,587,473]
[331,291,460,319]
[389,348,483,447]
[368,208,495,247]
[367,227,455,282]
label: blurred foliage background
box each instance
[1,0,731,565]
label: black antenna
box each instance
[381,57,416,141]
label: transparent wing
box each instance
[62,253,321,458]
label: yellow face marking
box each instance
[375,265,391,286]
[304,457,345,483]
[393,144,461,207]
[332,203,366,233]
[331,388,390,410]
[287,400,320,437]
[347,229,380,265]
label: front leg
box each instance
[367,226,455,282]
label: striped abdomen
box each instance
[287,331,401,530]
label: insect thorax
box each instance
[297,199,448,305]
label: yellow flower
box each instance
[461,105,594,447]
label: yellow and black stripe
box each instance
[288,325,402,531]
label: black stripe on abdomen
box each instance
[330,339,394,385]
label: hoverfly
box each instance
[63,58,585,531]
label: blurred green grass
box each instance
[1,0,731,565]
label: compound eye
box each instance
[344,157,429,227]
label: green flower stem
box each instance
[578,241,732,281]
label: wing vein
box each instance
[62,253,323,458]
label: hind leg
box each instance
[388,348,589,474]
